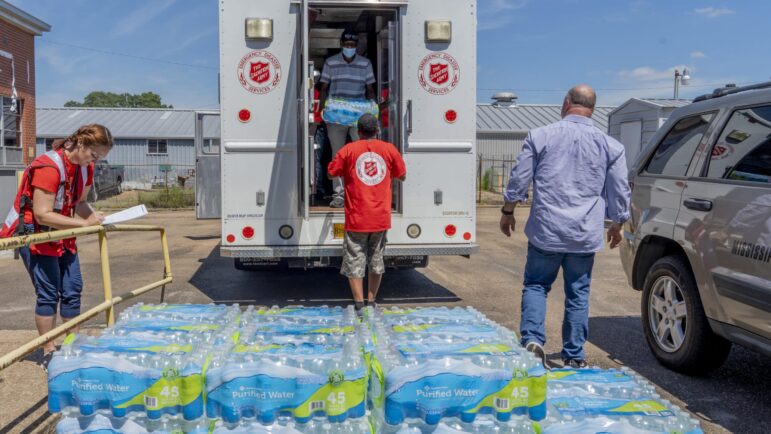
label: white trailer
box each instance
[217,0,478,269]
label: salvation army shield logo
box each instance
[355,152,387,186]
[419,53,460,95]
[238,51,281,94]
[430,63,449,85]
[250,61,271,84]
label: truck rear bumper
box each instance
[220,244,479,258]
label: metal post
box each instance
[477,155,482,203]
[159,228,172,303]
[98,230,115,325]
[674,70,680,99]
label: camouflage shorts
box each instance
[341,231,387,278]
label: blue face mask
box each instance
[342,47,356,58]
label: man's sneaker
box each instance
[38,351,54,373]
[354,301,365,317]
[330,196,344,208]
[524,342,547,368]
[562,358,588,369]
[367,300,379,310]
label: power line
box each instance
[40,39,217,71]
[479,82,747,93]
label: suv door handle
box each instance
[683,198,713,212]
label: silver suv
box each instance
[621,83,771,375]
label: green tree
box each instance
[64,91,172,108]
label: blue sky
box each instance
[10,0,771,108]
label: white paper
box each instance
[102,204,148,225]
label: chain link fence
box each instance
[93,163,196,209]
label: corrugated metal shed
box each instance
[36,107,220,139]
[607,98,691,169]
[477,104,615,134]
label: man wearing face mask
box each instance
[319,30,376,208]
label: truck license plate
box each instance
[333,224,345,239]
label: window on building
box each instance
[706,105,771,184]
[1,96,22,148]
[643,112,715,177]
[148,139,168,155]
[203,138,220,154]
[45,138,55,151]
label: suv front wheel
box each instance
[641,255,731,375]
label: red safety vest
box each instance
[0,150,88,244]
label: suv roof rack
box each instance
[693,81,771,103]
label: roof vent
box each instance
[492,92,517,108]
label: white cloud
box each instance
[603,64,742,105]
[690,51,706,59]
[113,0,177,38]
[693,6,734,18]
[478,0,530,31]
[618,65,691,82]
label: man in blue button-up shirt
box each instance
[500,84,630,368]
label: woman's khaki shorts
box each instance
[341,231,387,278]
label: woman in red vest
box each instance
[6,124,113,369]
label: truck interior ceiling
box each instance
[307,6,401,214]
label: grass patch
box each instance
[139,187,195,209]
[93,188,194,210]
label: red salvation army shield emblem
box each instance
[429,63,449,85]
[238,51,281,94]
[419,53,460,95]
[365,161,379,177]
[250,62,271,84]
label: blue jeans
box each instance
[19,245,83,318]
[520,243,595,360]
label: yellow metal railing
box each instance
[0,224,172,371]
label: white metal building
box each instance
[477,102,615,159]
[607,98,691,169]
[36,108,220,188]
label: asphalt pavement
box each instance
[0,208,768,433]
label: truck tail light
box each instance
[226,234,236,243]
[463,232,472,241]
[242,226,255,239]
[444,224,457,237]
[238,109,251,122]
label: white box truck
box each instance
[215,0,478,269]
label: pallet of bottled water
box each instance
[364,306,547,433]
[49,304,704,433]
[49,304,374,433]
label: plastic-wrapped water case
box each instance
[366,307,546,426]
[322,98,378,127]
[48,333,210,420]
[204,338,367,424]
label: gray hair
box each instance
[567,85,596,110]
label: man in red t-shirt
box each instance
[328,113,406,313]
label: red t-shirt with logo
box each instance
[328,139,406,232]
[24,153,94,256]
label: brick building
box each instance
[0,1,49,166]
